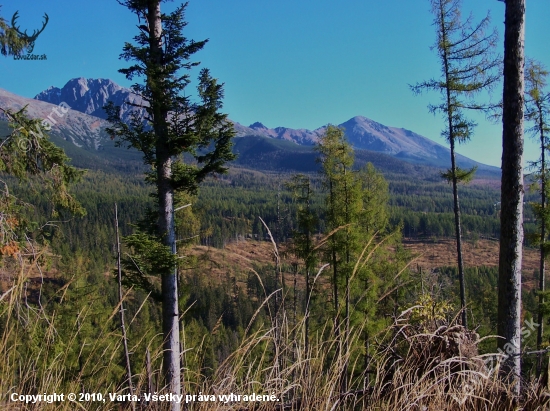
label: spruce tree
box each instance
[411,0,499,328]
[105,1,235,406]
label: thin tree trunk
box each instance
[305,267,310,356]
[330,179,340,353]
[146,348,153,405]
[342,166,350,394]
[305,180,312,358]
[537,114,546,378]
[115,204,135,411]
[498,0,525,396]
[450,139,467,328]
[292,262,298,389]
[343,274,349,393]
[438,0,467,328]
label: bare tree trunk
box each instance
[115,204,135,411]
[450,139,467,328]
[158,154,181,406]
[305,265,311,356]
[330,179,340,358]
[537,115,546,378]
[438,0,467,328]
[146,348,153,405]
[304,182,312,358]
[498,0,525,397]
[342,167,350,394]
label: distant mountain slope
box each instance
[0,78,502,178]
[231,135,445,177]
[0,88,144,173]
[33,78,497,172]
[242,116,493,171]
[1,87,108,150]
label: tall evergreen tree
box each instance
[411,0,499,328]
[356,162,394,387]
[316,125,362,393]
[105,1,235,406]
[286,174,318,355]
[498,0,525,396]
[524,59,550,377]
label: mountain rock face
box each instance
[18,77,495,171]
[34,77,144,124]
[0,87,110,150]
[338,116,454,166]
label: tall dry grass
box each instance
[2,249,550,410]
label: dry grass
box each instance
[2,237,539,296]
[402,238,539,273]
[185,240,309,291]
[2,240,550,410]
[185,237,540,296]
[186,241,277,287]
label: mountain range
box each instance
[0,77,499,175]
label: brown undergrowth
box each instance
[1,246,550,410]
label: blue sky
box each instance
[1,0,549,168]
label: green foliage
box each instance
[410,0,499,182]
[121,232,175,299]
[314,125,411,386]
[106,2,238,389]
[410,293,454,327]
[525,60,550,247]
[524,59,550,363]
[0,107,84,259]
[316,125,362,309]
[441,165,477,184]
[525,59,550,138]
[104,5,235,196]
[104,3,236,304]
[411,0,499,181]
[285,174,318,271]
[0,6,29,56]
[359,163,390,234]
[411,0,499,327]
[411,0,500,137]
[0,107,85,216]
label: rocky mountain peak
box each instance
[34,78,143,123]
[249,122,268,130]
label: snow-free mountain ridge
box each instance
[31,78,493,171]
[0,77,497,172]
